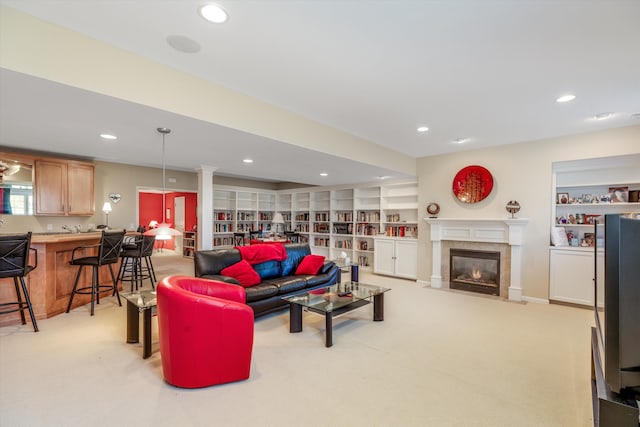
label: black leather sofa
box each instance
[194,243,339,317]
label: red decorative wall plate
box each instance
[452,165,493,203]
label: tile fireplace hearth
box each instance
[425,218,528,301]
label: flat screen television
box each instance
[594,214,640,397]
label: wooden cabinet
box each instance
[35,159,94,216]
[66,162,94,215]
[34,159,66,215]
[374,238,417,279]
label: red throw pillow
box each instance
[295,255,326,275]
[221,260,261,287]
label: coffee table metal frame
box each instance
[120,289,156,359]
[283,281,389,347]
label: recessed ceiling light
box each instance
[200,4,228,23]
[242,158,253,163]
[100,133,117,140]
[417,126,429,133]
[453,138,470,144]
[320,172,328,177]
[556,94,576,103]
[592,112,614,120]
[377,175,389,180]
[166,35,201,53]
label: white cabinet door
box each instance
[374,238,417,279]
[374,239,395,276]
[549,248,595,306]
[394,240,417,279]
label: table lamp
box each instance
[272,212,284,237]
[102,202,112,228]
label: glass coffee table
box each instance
[120,289,156,359]
[283,282,390,347]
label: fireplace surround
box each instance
[425,218,528,301]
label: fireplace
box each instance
[425,218,528,301]
[450,249,500,296]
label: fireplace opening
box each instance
[450,249,500,296]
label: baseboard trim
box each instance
[522,296,549,304]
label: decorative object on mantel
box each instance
[452,165,493,203]
[108,192,122,204]
[505,200,521,218]
[426,202,440,218]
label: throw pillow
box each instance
[295,254,326,275]
[221,260,261,287]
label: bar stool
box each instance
[233,232,246,246]
[66,229,126,316]
[0,232,39,332]
[118,235,156,291]
[141,235,157,285]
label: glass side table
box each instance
[120,289,156,359]
[331,258,359,283]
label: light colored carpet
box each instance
[0,253,593,426]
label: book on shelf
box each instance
[332,223,352,234]
[296,223,310,232]
[357,240,369,250]
[315,212,329,221]
[356,223,379,235]
[358,211,380,222]
[258,212,273,220]
[334,240,353,249]
[215,223,233,232]
[313,237,329,247]
[386,225,417,237]
[314,223,330,233]
[213,237,233,246]
[335,211,353,222]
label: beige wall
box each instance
[416,125,640,300]
[94,161,198,230]
[1,161,198,233]
[0,160,295,233]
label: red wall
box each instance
[138,191,197,251]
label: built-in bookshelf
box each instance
[212,180,418,277]
[213,187,277,247]
[282,180,417,273]
[182,230,196,258]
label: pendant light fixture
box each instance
[144,127,182,240]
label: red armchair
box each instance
[157,275,254,388]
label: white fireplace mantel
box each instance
[424,218,529,301]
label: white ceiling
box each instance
[1,0,639,186]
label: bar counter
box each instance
[0,232,126,327]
